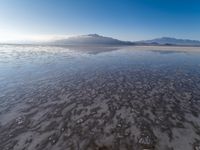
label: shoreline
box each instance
[125,45,200,53]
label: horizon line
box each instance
[0,33,200,44]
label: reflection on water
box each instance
[0,45,200,150]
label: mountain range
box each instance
[138,37,200,46]
[46,34,200,46]
[2,34,200,46]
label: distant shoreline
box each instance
[125,45,200,53]
[0,43,200,53]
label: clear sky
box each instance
[0,0,200,42]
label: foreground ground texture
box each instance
[0,45,200,150]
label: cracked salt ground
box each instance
[194,144,200,150]
[1,45,200,150]
[76,119,84,124]
[138,133,156,150]
[15,116,25,125]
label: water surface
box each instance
[0,45,200,150]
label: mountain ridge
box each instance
[48,34,200,46]
[48,34,134,46]
[1,34,200,46]
[139,37,200,46]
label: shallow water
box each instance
[0,45,200,150]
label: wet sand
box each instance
[0,45,200,150]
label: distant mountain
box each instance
[2,34,200,46]
[47,34,134,46]
[48,35,200,46]
[139,37,200,46]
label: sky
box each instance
[0,0,200,42]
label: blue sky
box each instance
[0,0,200,41]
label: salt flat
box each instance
[0,45,200,150]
